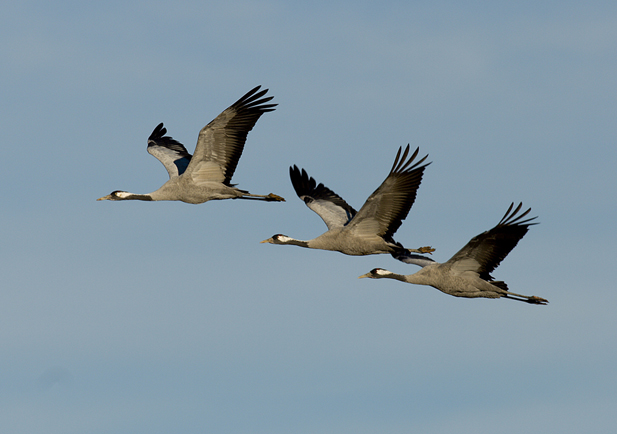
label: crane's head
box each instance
[260,234,292,245]
[97,190,131,201]
[97,191,153,201]
[259,234,308,248]
[358,268,393,279]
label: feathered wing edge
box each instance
[350,144,431,240]
[189,86,278,185]
[446,202,538,281]
[146,123,192,178]
[289,165,357,230]
[390,145,429,174]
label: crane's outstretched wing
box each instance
[446,203,538,280]
[289,165,357,230]
[147,123,192,179]
[348,145,430,239]
[186,86,277,186]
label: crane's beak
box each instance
[97,195,111,201]
[358,273,371,279]
[260,238,273,244]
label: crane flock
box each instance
[99,85,548,305]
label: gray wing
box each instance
[289,165,357,230]
[348,145,430,239]
[445,203,538,280]
[147,123,192,179]
[186,86,277,186]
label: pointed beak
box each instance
[97,195,111,201]
[358,273,371,279]
[260,238,273,244]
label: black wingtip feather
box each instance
[390,145,430,175]
[289,165,321,199]
[148,123,167,141]
[147,122,191,159]
[232,86,278,113]
[498,202,539,228]
[288,164,358,217]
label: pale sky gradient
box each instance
[2,1,616,433]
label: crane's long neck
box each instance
[373,269,431,286]
[279,237,310,248]
[118,192,154,201]
[384,272,412,283]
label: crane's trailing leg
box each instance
[265,193,285,202]
[239,193,286,202]
[408,246,435,254]
[504,293,549,305]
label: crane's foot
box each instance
[266,193,286,202]
[528,296,549,305]
[406,246,435,254]
[417,246,435,254]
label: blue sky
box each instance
[2,1,616,433]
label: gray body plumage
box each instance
[360,203,548,304]
[98,86,284,204]
[261,145,434,258]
